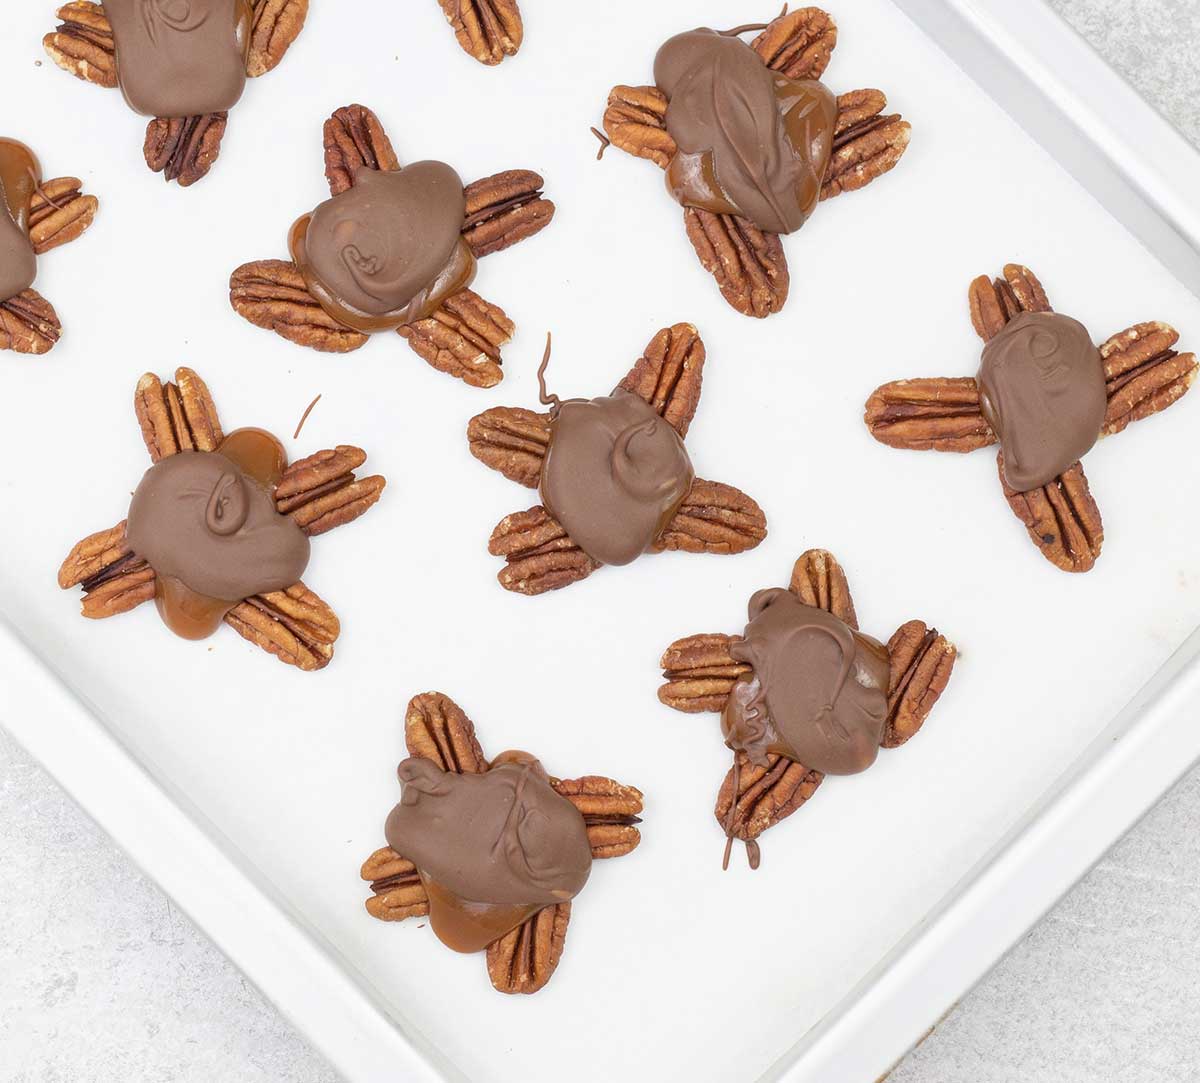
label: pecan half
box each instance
[602,85,674,168]
[864,377,997,452]
[229,260,369,353]
[487,902,569,995]
[134,368,223,462]
[439,0,523,67]
[275,446,386,536]
[1100,322,1198,436]
[29,178,98,255]
[58,521,132,590]
[653,479,767,555]
[617,322,705,438]
[462,170,554,258]
[247,0,308,78]
[324,104,400,196]
[59,522,156,619]
[397,289,512,388]
[405,692,489,774]
[0,290,61,354]
[80,560,156,619]
[820,97,909,202]
[362,849,430,922]
[715,753,823,842]
[788,548,858,629]
[883,621,957,748]
[489,506,600,595]
[551,776,643,859]
[224,583,339,671]
[658,633,749,714]
[751,6,838,80]
[999,454,1103,573]
[43,2,117,88]
[969,264,1050,341]
[144,113,228,187]
[467,406,551,488]
[832,88,887,136]
[683,208,789,319]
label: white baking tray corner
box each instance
[4,2,1200,1081]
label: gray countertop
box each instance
[3,2,1199,1081]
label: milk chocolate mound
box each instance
[722,588,889,775]
[978,311,1106,491]
[385,755,592,954]
[0,139,41,303]
[540,391,695,566]
[654,28,836,235]
[104,0,252,117]
[126,436,310,639]
[290,163,477,334]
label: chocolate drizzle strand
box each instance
[104,0,253,117]
[125,427,310,639]
[0,140,42,303]
[290,162,477,334]
[654,27,836,234]
[384,754,592,954]
[978,311,1107,491]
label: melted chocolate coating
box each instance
[290,163,476,334]
[105,0,252,117]
[654,28,836,235]
[539,391,695,567]
[722,588,890,775]
[978,311,1106,491]
[385,756,592,953]
[0,139,40,303]
[126,440,310,638]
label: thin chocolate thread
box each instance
[292,393,322,440]
[721,751,741,871]
[536,333,562,414]
[589,126,611,161]
[719,4,788,38]
[32,179,67,213]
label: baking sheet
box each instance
[3,1,1200,1081]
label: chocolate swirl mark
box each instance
[654,26,836,235]
[729,590,857,752]
[125,438,309,639]
[141,0,211,45]
[537,342,695,566]
[725,588,887,775]
[719,588,890,870]
[204,470,249,536]
[386,757,592,953]
[978,311,1106,491]
[291,164,476,334]
[105,0,251,117]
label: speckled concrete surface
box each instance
[2,4,1199,1082]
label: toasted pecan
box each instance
[653,479,767,555]
[0,290,61,354]
[224,583,339,671]
[659,633,749,714]
[864,377,997,452]
[405,692,489,774]
[788,548,858,629]
[884,621,957,748]
[998,454,1103,573]
[617,322,705,437]
[486,902,568,995]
